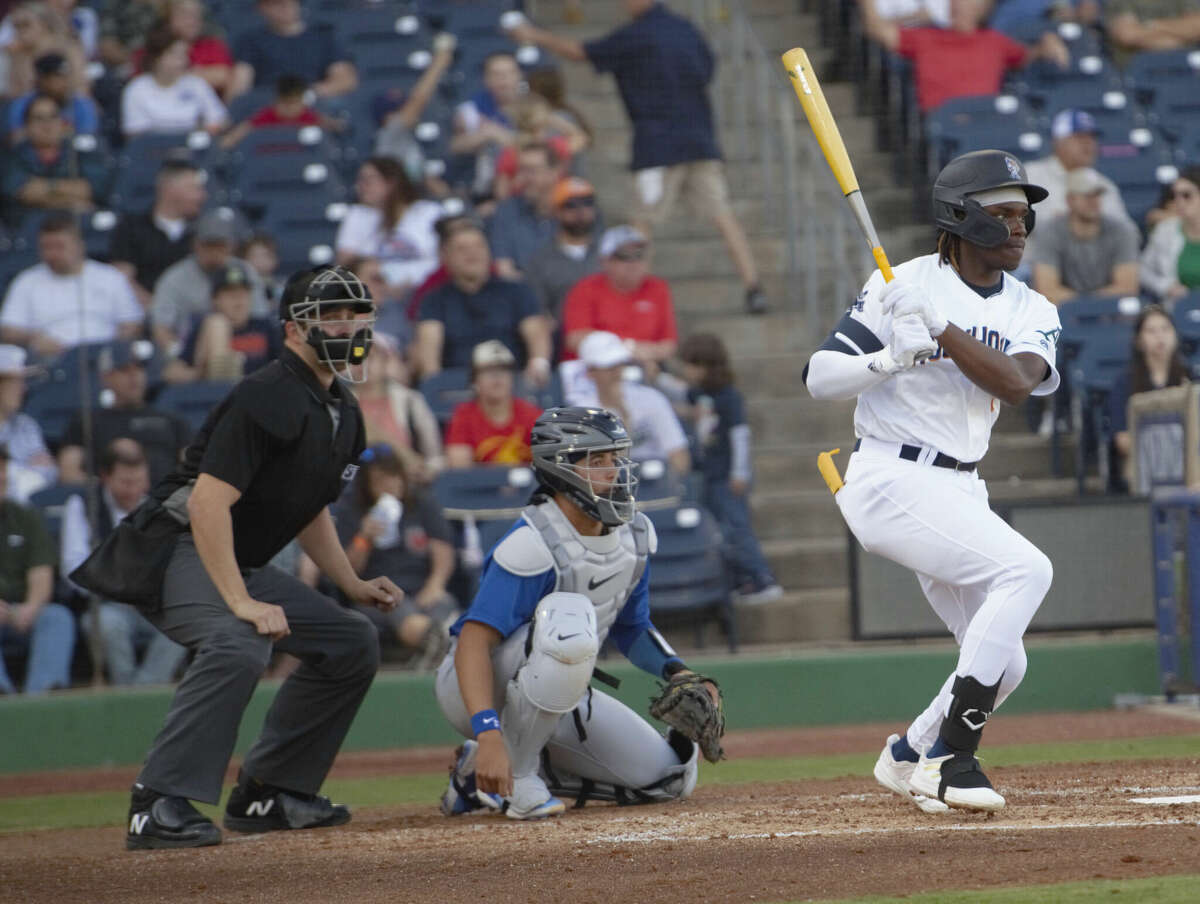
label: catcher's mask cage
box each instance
[932,149,1049,249]
[282,265,375,384]
[531,407,639,527]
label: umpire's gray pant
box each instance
[137,535,380,804]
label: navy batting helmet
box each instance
[933,150,1049,248]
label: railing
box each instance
[686,0,873,332]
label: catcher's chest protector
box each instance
[522,501,651,643]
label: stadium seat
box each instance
[1171,291,1200,355]
[154,381,235,434]
[432,466,536,519]
[258,200,347,275]
[924,94,1044,173]
[1125,49,1200,106]
[514,370,563,413]
[419,367,474,425]
[1019,55,1122,110]
[1148,79,1200,143]
[227,132,348,216]
[632,458,686,508]
[420,0,517,36]
[331,7,430,55]
[110,131,216,212]
[1093,151,1178,227]
[1069,331,1133,493]
[476,514,516,558]
[22,379,88,449]
[29,483,87,604]
[1057,294,1143,330]
[226,86,275,125]
[644,505,736,651]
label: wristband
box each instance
[351,534,370,552]
[471,709,501,737]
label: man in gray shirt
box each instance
[1031,167,1141,305]
[524,176,602,324]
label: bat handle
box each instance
[873,246,894,283]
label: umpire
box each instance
[116,265,400,850]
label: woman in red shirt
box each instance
[135,0,234,98]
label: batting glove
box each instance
[888,314,937,370]
[880,280,948,337]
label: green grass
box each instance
[4,733,1198,834]
[785,874,1200,903]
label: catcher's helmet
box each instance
[531,406,638,527]
[933,150,1049,248]
[280,265,374,383]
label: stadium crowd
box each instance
[0,0,780,694]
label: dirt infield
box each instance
[3,710,1200,903]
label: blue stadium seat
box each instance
[514,370,563,412]
[644,505,736,651]
[1148,79,1200,143]
[155,381,235,434]
[419,367,474,425]
[924,94,1044,173]
[1019,55,1122,110]
[110,132,216,212]
[1093,151,1178,226]
[331,6,430,54]
[227,131,348,215]
[22,379,87,449]
[226,86,275,125]
[258,200,347,275]
[29,483,83,550]
[421,0,517,35]
[432,466,536,517]
[1057,294,1143,330]
[632,458,686,507]
[1171,291,1200,353]
[476,514,516,558]
[1125,50,1200,106]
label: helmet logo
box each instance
[1004,156,1021,180]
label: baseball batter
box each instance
[433,406,724,820]
[805,150,1062,812]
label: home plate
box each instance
[1130,794,1200,805]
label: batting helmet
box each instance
[530,407,638,527]
[932,150,1049,248]
[280,265,374,382]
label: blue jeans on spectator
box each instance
[83,602,186,686]
[0,603,76,694]
[702,478,776,592]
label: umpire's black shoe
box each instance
[223,774,351,834]
[126,786,222,851]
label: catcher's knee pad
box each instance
[516,592,598,714]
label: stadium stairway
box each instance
[538,0,1077,648]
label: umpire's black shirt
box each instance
[152,347,365,569]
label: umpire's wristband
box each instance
[471,709,501,738]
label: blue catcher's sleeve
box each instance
[608,565,685,678]
[450,562,555,639]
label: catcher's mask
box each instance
[932,149,1048,248]
[531,406,639,527]
[280,265,374,383]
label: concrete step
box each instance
[677,308,818,356]
[982,432,1077,481]
[747,394,858,445]
[734,587,852,644]
[650,235,790,278]
[750,482,843,541]
[762,535,847,590]
[736,352,809,398]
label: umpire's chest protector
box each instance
[519,501,654,642]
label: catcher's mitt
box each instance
[648,672,725,762]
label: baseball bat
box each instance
[781,47,894,283]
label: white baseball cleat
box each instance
[873,734,949,814]
[500,774,566,820]
[908,750,1006,812]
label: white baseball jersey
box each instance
[841,253,1061,463]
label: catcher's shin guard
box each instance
[542,730,699,807]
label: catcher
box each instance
[434,406,724,820]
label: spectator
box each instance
[150,207,266,352]
[170,260,281,382]
[5,50,99,138]
[0,344,55,499]
[1108,0,1200,67]
[679,332,781,603]
[353,333,444,479]
[1024,110,1132,228]
[487,141,565,280]
[3,0,99,60]
[335,443,457,666]
[230,0,357,100]
[1,212,142,358]
[2,93,108,227]
[219,74,347,149]
[561,225,678,378]
[445,340,543,467]
[525,66,593,149]
[120,23,227,137]
[60,438,186,685]
[1109,305,1190,492]
[372,31,456,187]
[525,176,603,326]
[869,0,950,27]
[335,157,443,298]
[57,339,191,485]
[1031,167,1141,305]
[108,158,207,310]
[415,217,550,383]
[492,95,589,199]
[568,330,689,474]
[97,0,162,72]
[858,0,1069,114]
[508,2,770,314]
[0,442,74,694]
[0,1,85,100]
[449,52,521,200]
[239,232,283,303]
[1142,168,1200,303]
[155,0,234,98]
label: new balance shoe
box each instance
[223,773,351,833]
[440,740,499,815]
[126,785,221,850]
[503,774,565,821]
[872,734,949,814]
[908,750,1006,812]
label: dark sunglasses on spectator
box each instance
[561,196,595,210]
[1173,187,1198,201]
[612,245,646,261]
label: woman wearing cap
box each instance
[1141,167,1200,303]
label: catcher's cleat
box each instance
[489,774,565,821]
[873,734,949,814]
[440,740,500,815]
[909,750,1005,812]
[223,773,351,833]
[126,786,221,850]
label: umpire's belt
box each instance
[853,437,977,472]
